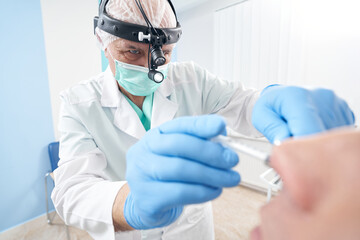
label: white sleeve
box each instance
[51,93,126,240]
[193,62,262,137]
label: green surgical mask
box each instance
[113,59,168,97]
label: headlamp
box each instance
[150,45,166,66]
[94,0,182,83]
[148,70,165,83]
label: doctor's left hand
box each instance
[252,85,355,143]
[124,115,240,230]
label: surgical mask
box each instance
[110,52,168,96]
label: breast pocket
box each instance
[185,204,206,224]
[162,202,214,240]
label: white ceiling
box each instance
[171,0,211,13]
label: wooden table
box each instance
[212,186,267,240]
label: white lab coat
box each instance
[52,61,261,240]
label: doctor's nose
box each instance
[138,55,149,68]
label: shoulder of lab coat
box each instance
[168,61,262,137]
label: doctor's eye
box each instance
[124,49,143,60]
[129,49,140,55]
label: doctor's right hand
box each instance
[124,115,240,230]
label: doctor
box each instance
[51,0,355,239]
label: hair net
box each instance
[96,0,177,50]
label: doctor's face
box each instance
[105,38,174,76]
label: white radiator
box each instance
[226,131,274,192]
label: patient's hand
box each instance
[251,129,360,240]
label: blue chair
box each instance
[48,142,60,174]
[44,141,70,240]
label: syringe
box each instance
[212,135,271,166]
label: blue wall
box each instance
[0,0,55,232]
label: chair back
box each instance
[48,142,60,172]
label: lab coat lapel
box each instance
[114,97,146,139]
[151,77,178,128]
[101,67,146,139]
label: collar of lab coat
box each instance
[100,66,178,139]
[100,67,122,108]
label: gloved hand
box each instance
[124,115,240,230]
[252,85,355,143]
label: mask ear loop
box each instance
[107,49,115,61]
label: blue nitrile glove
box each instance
[252,85,355,143]
[124,115,240,230]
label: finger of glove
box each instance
[148,155,240,188]
[342,101,356,125]
[147,133,239,169]
[285,104,326,137]
[311,89,355,127]
[158,115,226,139]
[331,98,355,126]
[252,102,291,143]
[266,87,326,137]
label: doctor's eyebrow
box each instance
[115,44,143,51]
[119,44,173,54]
[127,45,140,49]
[124,44,146,50]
